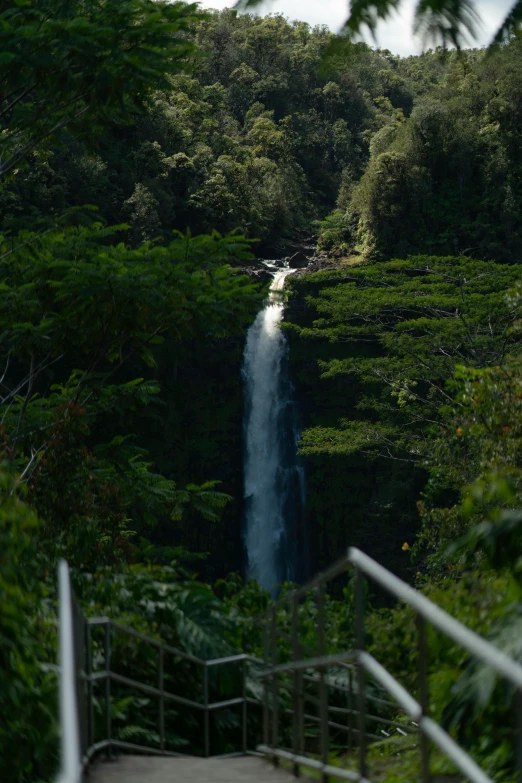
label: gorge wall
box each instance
[282,267,425,581]
[138,260,423,586]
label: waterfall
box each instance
[242,266,307,595]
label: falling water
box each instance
[242,265,307,595]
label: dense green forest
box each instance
[3,0,522,779]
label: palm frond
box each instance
[491,0,522,45]
[413,0,481,48]
[342,0,402,40]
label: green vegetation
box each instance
[0,10,425,253]
[279,34,522,783]
[318,41,522,262]
[0,0,201,179]
[3,0,522,780]
[283,255,522,572]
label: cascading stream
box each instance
[242,266,307,595]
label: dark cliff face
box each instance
[283,272,424,580]
[130,263,426,581]
[130,264,424,584]
[141,268,422,584]
[134,333,248,581]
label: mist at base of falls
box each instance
[242,266,307,596]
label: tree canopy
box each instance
[0,0,201,178]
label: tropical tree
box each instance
[0,223,262,563]
[0,0,202,179]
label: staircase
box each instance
[89,754,311,783]
[56,551,522,783]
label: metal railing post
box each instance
[271,606,279,766]
[242,658,248,754]
[417,615,430,783]
[348,667,353,752]
[263,622,270,748]
[73,606,88,761]
[317,584,329,783]
[86,622,93,751]
[354,567,367,780]
[291,592,301,777]
[158,645,165,753]
[203,664,210,757]
[57,559,82,783]
[517,690,522,783]
[104,622,112,758]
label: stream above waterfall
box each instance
[242,264,307,595]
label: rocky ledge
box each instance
[235,246,357,282]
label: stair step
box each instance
[89,754,314,783]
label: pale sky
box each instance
[197,0,516,57]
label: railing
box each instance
[57,560,83,783]
[257,547,522,783]
[55,559,263,782]
[57,549,522,783]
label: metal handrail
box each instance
[350,548,522,691]
[257,546,522,783]
[56,547,522,783]
[55,562,264,780]
[56,560,82,783]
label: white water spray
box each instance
[242,267,306,594]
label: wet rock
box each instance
[249,268,273,284]
[237,261,273,283]
[287,251,309,269]
[293,253,332,274]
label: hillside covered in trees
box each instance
[3,0,522,780]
